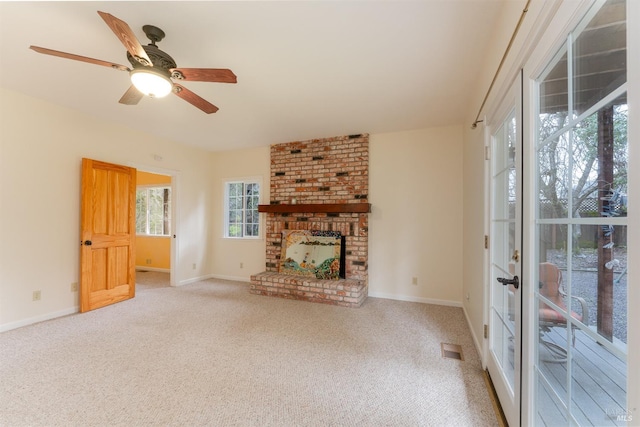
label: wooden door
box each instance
[80,158,136,312]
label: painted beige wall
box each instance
[369,127,463,305]
[0,88,214,330]
[209,146,270,281]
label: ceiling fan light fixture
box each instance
[130,68,173,98]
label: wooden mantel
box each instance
[258,203,371,214]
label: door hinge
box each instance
[484,324,488,339]
[484,235,489,249]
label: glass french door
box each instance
[533,0,628,424]
[488,75,522,427]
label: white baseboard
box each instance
[0,307,78,333]
[136,266,170,273]
[209,274,251,283]
[177,274,250,286]
[177,274,215,287]
[463,304,484,361]
[367,291,462,308]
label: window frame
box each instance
[136,185,172,237]
[223,178,262,239]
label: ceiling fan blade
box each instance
[29,46,130,71]
[171,68,237,83]
[119,86,144,105]
[173,84,219,114]
[97,11,152,67]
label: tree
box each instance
[537,104,628,256]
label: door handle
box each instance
[83,240,92,246]
[497,276,519,289]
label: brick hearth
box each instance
[250,134,369,307]
[250,272,366,307]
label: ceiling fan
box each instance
[29,11,237,114]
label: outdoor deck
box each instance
[536,326,627,426]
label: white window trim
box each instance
[223,177,263,239]
[136,185,172,237]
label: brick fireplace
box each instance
[250,134,369,307]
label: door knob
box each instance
[83,240,92,246]
[497,276,519,289]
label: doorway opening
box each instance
[135,170,175,288]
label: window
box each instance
[136,186,171,236]
[224,180,260,238]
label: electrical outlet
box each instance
[412,277,418,286]
[33,290,41,301]
[70,282,78,292]
[240,262,244,269]
[146,259,152,265]
[192,263,196,270]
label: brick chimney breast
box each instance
[251,134,369,307]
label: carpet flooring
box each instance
[0,274,497,426]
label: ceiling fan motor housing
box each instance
[127,43,176,77]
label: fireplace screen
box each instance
[280,230,342,280]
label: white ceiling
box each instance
[0,1,507,151]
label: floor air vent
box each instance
[441,343,464,360]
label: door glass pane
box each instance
[536,304,569,390]
[539,48,568,120]
[571,94,628,220]
[535,0,627,423]
[572,0,626,116]
[568,224,628,344]
[570,333,627,426]
[537,130,570,220]
[537,224,571,365]
[537,374,569,426]
[566,224,628,426]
